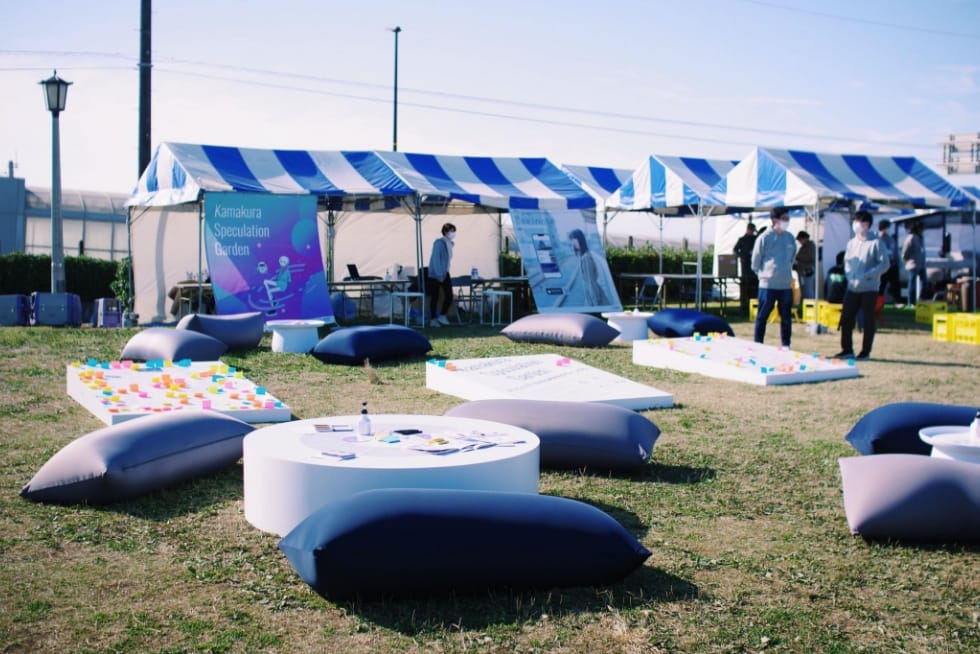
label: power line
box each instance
[2,48,950,152]
[734,0,980,40]
[158,67,940,152]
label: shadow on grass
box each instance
[551,462,716,485]
[346,566,699,633]
[859,356,979,368]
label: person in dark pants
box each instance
[751,209,796,347]
[835,211,889,361]
[876,218,901,303]
[426,222,456,327]
[734,222,758,314]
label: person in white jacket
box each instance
[834,210,890,361]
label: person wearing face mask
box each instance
[426,222,457,327]
[834,210,889,361]
[751,207,797,347]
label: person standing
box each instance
[734,222,758,314]
[751,208,797,347]
[426,222,456,327]
[876,218,900,303]
[824,251,847,304]
[901,221,927,306]
[835,210,889,361]
[793,230,816,300]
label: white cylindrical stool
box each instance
[266,319,325,353]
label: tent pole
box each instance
[196,200,204,311]
[325,206,335,284]
[414,194,425,315]
[695,203,703,311]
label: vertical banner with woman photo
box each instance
[203,192,333,321]
[510,209,622,313]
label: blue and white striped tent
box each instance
[127,142,414,208]
[606,155,738,213]
[604,155,739,306]
[375,152,596,211]
[703,147,975,210]
[560,164,634,202]
[126,143,597,321]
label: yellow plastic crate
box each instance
[802,299,818,323]
[749,299,780,324]
[915,301,948,324]
[932,313,953,342]
[951,313,980,345]
[817,300,842,330]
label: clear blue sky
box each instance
[2,0,979,193]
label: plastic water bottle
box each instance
[970,410,980,441]
[471,267,479,278]
[357,401,372,436]
[384,269,391,282]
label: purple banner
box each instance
[203,193,332,321]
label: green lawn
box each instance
[1,309,978,653]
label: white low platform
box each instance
[67,359,292,425]
[632,334,859,386]
[426,353,673,410]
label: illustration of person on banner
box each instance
[561,228,612,306]
[262,255,292,311]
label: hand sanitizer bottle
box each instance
[357,401,372,436]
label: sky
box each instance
[2,0,979,195]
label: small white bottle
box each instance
[385,269,391,282]
[357,401,372,436]
[970,410,980,441]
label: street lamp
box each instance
[389,26,401,152]
[40,70,72,294]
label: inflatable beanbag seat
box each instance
[839,454,980,543]
[647,308,734,338]
[844,402,976,455]
[20,410,254,505]
[176,312,265,350]
[444,399,659,471]
[501,313,619,347]
[120,327,227,362]
[278,488,651,600]
[311,324,431,365]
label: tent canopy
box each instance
[704,147,976,211]
[127,142,597,212]
[560,165,634,203]
[605,155,738,213]
[127,143,414,208]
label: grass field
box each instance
[1,308,978,653]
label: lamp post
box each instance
[389,26,401,151]
[40,70,71,294]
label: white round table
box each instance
[265,319,325,353]
[602,311,653,342]
[243,414,540,535]
[919,426,980,464]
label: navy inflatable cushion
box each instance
[20,410,253,505]
[120,327,228,362]
[501,313,619,347]
[278,488,651,600]
[444,399,658,471]
[311,325,431,365]
[176,312,265,350]
[839,454,980,543]
[844,402,976,455]
[647,308,734,338]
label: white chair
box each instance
[481,289,513,326]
